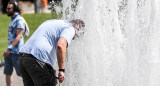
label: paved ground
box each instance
[0,66,23,86]
[0,1,51,14]
[20,1,51,14]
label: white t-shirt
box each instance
[20,19,75,66]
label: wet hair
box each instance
[69,19,85,39]
[8,1,23,16]
[69,19,85,29]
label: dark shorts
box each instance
[19,53,58,86]
[4,53,21,76]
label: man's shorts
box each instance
[4,53,21,76]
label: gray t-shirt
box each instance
[20,19,75,66]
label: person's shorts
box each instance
[4,53,21,76]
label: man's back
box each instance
[20,19,75,66]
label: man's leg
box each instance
[6,75,12,86]
[22,56,57,86]
[4,54,13,86]
[19,56,34,86]
[33,60,58,86]
[11,54,21,76]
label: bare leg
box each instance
[6,75,12,86]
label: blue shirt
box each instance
[20,19,75,66]
[8,13,25,54]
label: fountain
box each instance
[59,0,160,86]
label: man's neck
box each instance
[11,12,18,17]
[11,12,19,20]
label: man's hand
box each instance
[3,50,11,57]
[58,71,65,83]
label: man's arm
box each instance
[11,28,23,47]
[3,28,23,57]
[56,37,67,83]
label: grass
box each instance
[0,13,58,61]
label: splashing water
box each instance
[60,0,160,86]
[50,0,63,18]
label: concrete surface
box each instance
[20,1,51,14]
[19,1,51,14]
[0,1,51,14]
[0,67,23,86]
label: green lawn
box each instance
[0,13,58,60]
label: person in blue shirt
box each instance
[3,1,26,86]
[19,19,85,86]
